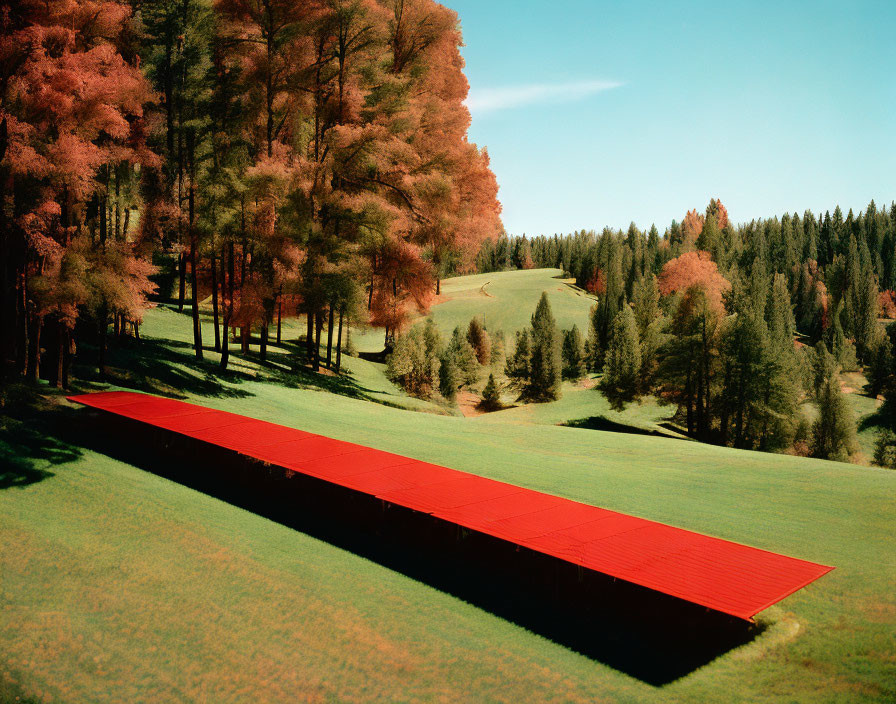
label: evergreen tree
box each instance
[632,274,661,336]
[439,350,459,402]
[386,325,440,398]
[810,341,838,399]
[490,330,507,372]
[810,374,856,462]
[853,238,880,362]
[589,236,624,368]
[600,306,642,411]
[826,300,858,371]
[872,429,896,469]
[866,333,893,398]
[447,326,480,388]
[561,325,586,381]
[767,273,795,349]
[478,373,502,411]
[505,329,531,390]
[423,318,442,361]
[525,293,562,401]
[632,274,662,389]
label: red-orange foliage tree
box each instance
[658,250,731,314]
[681,208,704,250]
[0,0,157,385]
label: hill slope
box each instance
[1,291,893,703]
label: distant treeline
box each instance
[471,199,896,464]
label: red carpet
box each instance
[68,391,833,620]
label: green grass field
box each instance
[427,267,596,340]
[1,271,894,703]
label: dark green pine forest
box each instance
[468,199,896,464]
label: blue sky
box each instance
[445,0,896,236]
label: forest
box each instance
[469,199,896,464]
[3,0,895,467]
[0,0,501,385]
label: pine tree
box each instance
[478,373,502,411]
[872,429,896,469]
[589,236,624,368]
[600,306,642,411]
[866,333,893,398]
[826,300,858,371]
[632,274,660,336]
[632,274,662,389]
[525,293,562,401]
[447,326,480,388]
[810,341,839,399]
[767,273,795,350]
[439,350,459,402]
[386,325,440,398]
[810,373,856,461]
[490,330,507,372]
[505,329,531,390]
[561,325,586,380]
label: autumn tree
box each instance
[466,317,491,365]
[0,0,158,384]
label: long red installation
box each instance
[68,391,833,621]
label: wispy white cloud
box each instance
[465,79,623,114]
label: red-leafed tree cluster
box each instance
[657,250,731,314]
[0,0,501,384]
[0,0,158,385]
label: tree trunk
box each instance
[26,313,40,383]
[436,276,441,296]
[61,325,72,389]
[335,307,344,373]
[326,303,334,368]
[312,312,322,371]
[276,285,283,344]
[241,326,250,355]
[15,263,26,375]
[260,321,268,361]
[187,130,202,359]
[54,320,65,388]
[189,230,202,354]
[178,252,186,312]
[306,312,314,360]
[211,250,220,352]
[114,168,121,239]
[98,305,107,378]
[220,242,232,371]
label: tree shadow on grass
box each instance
[858,404,894,434]
[565,414,680,439]
[74,337,255,401]
[0,389,83,489]
[72,332,404,410]
[73,412,764,687]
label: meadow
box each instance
[2,271,894,703]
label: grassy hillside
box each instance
[1,279,893,703]
[426,267,595,340]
